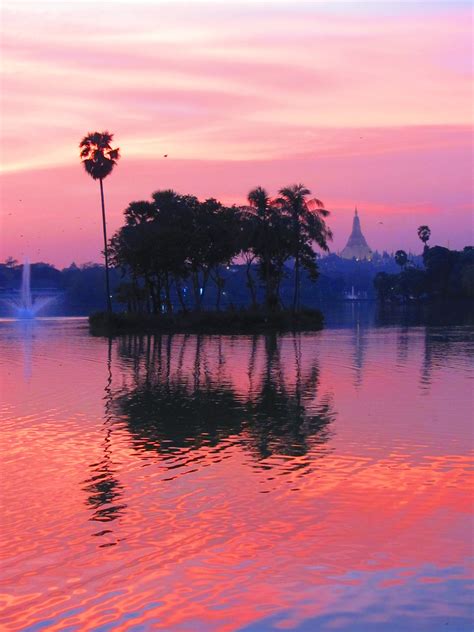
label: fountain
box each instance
[9,260,53,318]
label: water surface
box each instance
[0,318,473,631]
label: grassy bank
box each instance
[89,308,324,335]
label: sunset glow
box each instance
[1,1,472,266]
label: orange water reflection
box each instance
[0,321,473,631]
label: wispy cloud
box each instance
[0,1,472,264]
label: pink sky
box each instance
[0,1,472,267]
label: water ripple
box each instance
[0,321,473,631]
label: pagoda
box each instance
[340,208,373,261]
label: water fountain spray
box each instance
[8,260,53,318]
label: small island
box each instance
[87,177,331,335]
[89,307,324,335]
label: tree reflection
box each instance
[111,333,334,461]
[419,327,474,392]
[396,327,410,368]
[83,427,126,523]
[245,334,333,458]
[83,338,126,532]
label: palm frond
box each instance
[108,148,120,161]
[79,131,120,179]
[308,197,325,209]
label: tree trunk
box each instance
[211,267,224,311]
[198,270,210,309]
[192,269,201,311]
[145,276,158,314]
[215,277,223,311]
[264,257,271,312]
[246,262,257,309]
[264,260,278,312]
[292,254,300,313]
[99,179,113,314]
[164,272,173,313]
[174,275,187,312]
[263,215,271,312]
[275,267,284,310]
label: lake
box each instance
[0,315,473,631]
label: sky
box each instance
[0,0,472,267]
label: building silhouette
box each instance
[340,208,373,261]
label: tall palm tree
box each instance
[417,225,431,252]
[79,131,120,313]
[276,183,331,312]
[247,186,272,309]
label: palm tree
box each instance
[79,131,120,313]
[248,186,270,218]
[247,186,272,309]
[417,225,431,252]
[276,183,331,312]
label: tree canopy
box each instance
[109,184,332,314]
[79,131,120,181]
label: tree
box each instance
[124,200,156,226]
[238,211,260,309]
[239,194,293,311]
[79,131,120,313]
[275,184,332,311]
[108,185,335,315]
[423,246,453,297]
[394,249,408,270]
[185,198,241,311]
[205,203,241,310]
[374,272,394,302]
[417,225,431,252]
[247,187,272,308]
[109,191,243,314]
[398,267,427,300]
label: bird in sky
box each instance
[163,154,168,158]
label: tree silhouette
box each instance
[108,184,334,315]
[79,131,120,313]
[395,249,408,270]
[417,225,431,252]
[238,212,259,309]
[275,184,332,312]
[111,334,334,462]
[247,187,272,309]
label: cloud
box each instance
[0,1,472,263]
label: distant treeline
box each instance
[2,252,402,316]
[5,201,469,315]
[374,245,474,302]
[0,259,123,315]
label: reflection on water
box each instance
[83,427,126,526]
[0,318,473,631]
[83,338,127,527]
[112,334,333,465]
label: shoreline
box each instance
[89,308,324,335]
